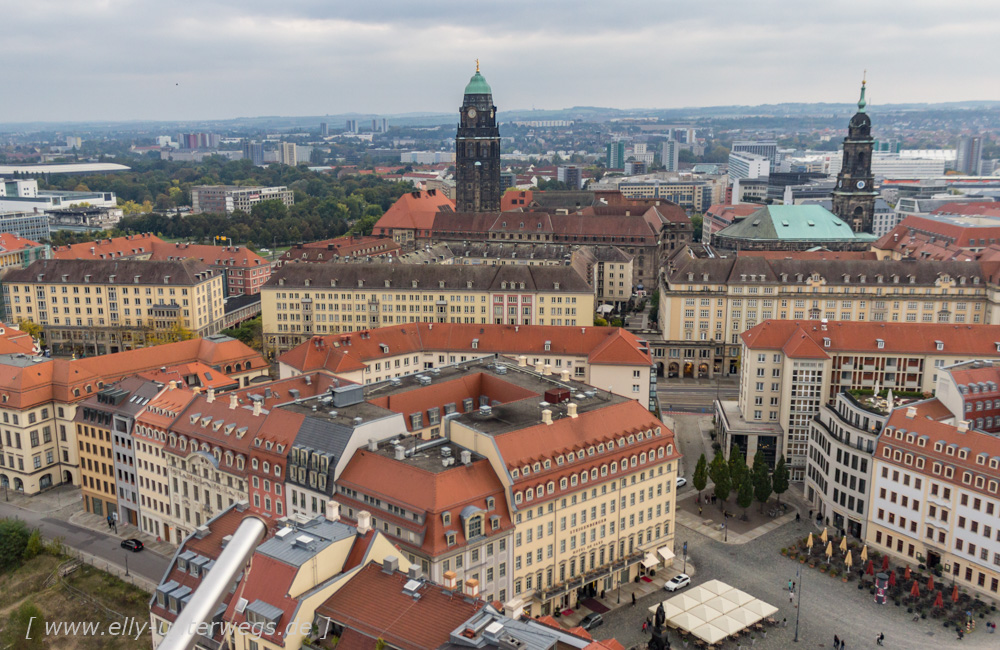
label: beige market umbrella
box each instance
[825,541,834,560]
[704,595,739,615]
[700,579,732,596]
[687,604,723,624]
[820,527,828,544]
[861,544,868,562]
[845,550,854,571]
[806,532,814,550]
[685,585,715,605]
[691,622,728,645]
[840,536,848,553]
[745,599,778,618]
[728,607,762,627]
[711,614,746,637]
[720,588,755,606]
[671,611,706,632]
[666,592,703,611]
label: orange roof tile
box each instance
[0,323,39,356]
[374,189,455,232]
[0,232,43,252]
[315,563,484,650]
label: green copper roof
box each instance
[716,205,876,242]
[857,81,867,113]
[464,71,492,95]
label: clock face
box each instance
[856,180,866,190]
[837,180,842,189]
[467,108,477,119]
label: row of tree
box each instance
[692,447,790,517]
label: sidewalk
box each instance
[557,561,698,629]
[4,484,175,556]
[674,489,801,544]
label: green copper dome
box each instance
[857,80,867,113]
[464,71,492,95]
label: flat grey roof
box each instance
[256,517,357,567]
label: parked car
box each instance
[677,477,688,488]
[580,613,604,630]
[664,573,691,591]
[120,539,144,552]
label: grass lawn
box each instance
[0,554,153,649]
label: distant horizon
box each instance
[2,98,999,132]
[2,1,998,122]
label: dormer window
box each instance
[442,512,451,525]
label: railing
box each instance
[60,545,158,594]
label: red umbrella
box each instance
[952,584,960,602]
[904,566,911,581]
[927,575,934,591]
[888,571,897,588]
[865,559,875,576]
[934,591,943,608]
[911,581,920,598]
[881,555,890,572]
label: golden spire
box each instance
[863,69,867,85]
[476,58,480,73]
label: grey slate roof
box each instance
[267,262,592,293]
[7,257,216,285]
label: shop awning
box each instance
[658,546,676,563]
[642,552,660,568]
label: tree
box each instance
[692,453,708,501]
[728,444,745,490]
[593,317,608,326]
[709,450,731,507]
[17,320,42,341]
[1,601,45,649]
[690,214,703,242]
[23,529,43,561]
[752,450,772,514]
[737,472,754,518]
[772,455,790,506]
[0,518,31,571]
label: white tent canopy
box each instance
[651,579,777,644]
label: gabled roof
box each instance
[315,563,485,650]
[0,232,43,252]
[743,320,1000,357]
[374,189,455,231]
[715,205,876,242]
[278,323,651,376]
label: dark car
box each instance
[120,538,144,552]
[580,613,604,630]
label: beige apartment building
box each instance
[445,361,680,618]
[262,263,594,356]
[3,258,225,355]
[659,250,990,379]
[867,405,1000,601]
[719,320,1000,482]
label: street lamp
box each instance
[794,564,803,642]
[123,550,130,577]
[682,541,688,574]
[723,513,728,543]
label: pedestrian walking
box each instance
[789,591,794,603]
[788,579,793,591]
[781,618,787,628]
[792,581,796,591]
[699,506,703,516]
[796,512,801,521]
[642,621,648,633]
[876,632,884,646]
[841,640,846,650]
[833,634,840,650]
[632,592,636,607]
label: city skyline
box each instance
[3,0,999,122]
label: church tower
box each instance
[832,78,877,233]
[455,62,501,213]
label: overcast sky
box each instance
[3,0,998,123]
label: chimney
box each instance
[906,406,917,419]
[206,387,215,403]
[326,499,341,522]
[168,380,176,391]
[356,511,372,534]
[543,364,552,376]
[560,369,570,381]
[958,420,970,433]
[229,393,239,410]
[464,578,480,598]
[567,403,578,418]
[368,438,378,452]
[394,445,405,460]
[460,450,472,465]
[252,399,262,417]
[535,361,544,374]
[443,570,458,590]
[518,355,527,367]
[542,409,553,425]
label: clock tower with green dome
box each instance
[456,61,501,213]
[832,77,877,234]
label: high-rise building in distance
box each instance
[662,139,679,172]
[956,135,983,175]
[278,142,297,166]
[242,140,264,166]
[606,140,626,169]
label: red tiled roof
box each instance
[315,563,485,650]
[737,250,878,260]
[50,233,164,260]
[278,323,651,375]
[742,320,1000,357]
[337,450,514,556]
[52,234,270,268]
[880,406,1000,500]
[138,361,240,390]
[0,232,42,252]
[931,202,1000,219]
[225,553,300,646]
[0,323,39,356]
[374,190,455,231]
